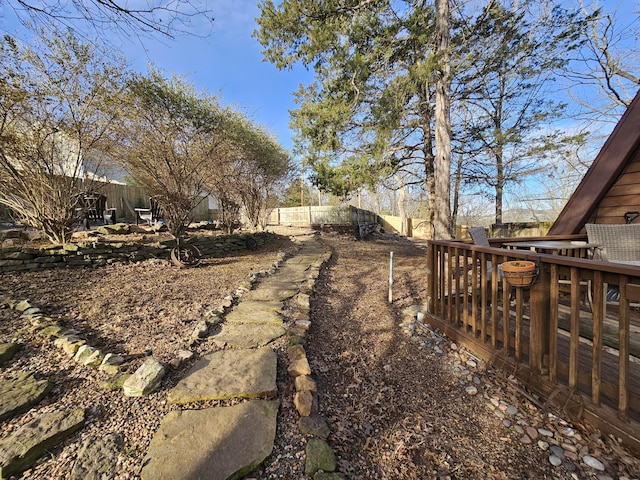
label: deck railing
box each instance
[426,235,640,454]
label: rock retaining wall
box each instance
[0,232,276,273]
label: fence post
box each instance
[529,258,550,373]
[388,251,394,303]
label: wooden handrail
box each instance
[426,236,640,455]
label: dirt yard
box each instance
[1,228,639,479]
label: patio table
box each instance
[502,240,600,254]
[610,260,640,267]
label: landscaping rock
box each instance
[0,342,20,365]
[54,335,86,357]
[99,353,125,375]
[0,408,85,479]
[288,356,311,377]
[295,374,317,392]
[69,432,123,480]
[299,415,330,439]
[96,223,130,235]
[13,299,32,312]
[294,390,313,416]
[0,372,52,422]
[287,344,306,361]
[191,320,209,339]
[314,473,347,480]
[305,438,337,476]
[74,345,104,367]
[122,358,165,397]
[140,400,278,480]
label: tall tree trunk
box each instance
[451,151,464,234]
[434,0,452,240]
[496,145,504,225]
[395,176,408,236]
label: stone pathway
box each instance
[0,232,334,480]
[140,233,334,480]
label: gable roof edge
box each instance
[548,90,640,235]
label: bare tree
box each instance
[203,113,292,233]
[116,68,226,240]
[0,30,126,244]
[563,0,640,122]
[434,0,453,239]
[2,0,215,40]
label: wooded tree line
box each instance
[255,0,640,238]
[0,29,292,244]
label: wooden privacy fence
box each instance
[426,235,640,455]
[87,182,210,223]
[268,205,378,227]
[0,180,210,224]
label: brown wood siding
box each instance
[591,150,640,224]
[550,90,640,234]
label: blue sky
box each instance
[0,0,313,153]
[0,0,637,160]
[120,0,315,152]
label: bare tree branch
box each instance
[4,0,215,40]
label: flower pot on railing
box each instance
[501,260,537,287]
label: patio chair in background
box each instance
[77,192,116,229]
[468,227,506,303]
[469,227,504,280]
[135,196,164,226]
[585,223,640,304]
[585,223,640,263]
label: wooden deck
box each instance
[479,293,640,421]
[427,236,640,454]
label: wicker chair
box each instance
[585,223,640,262]
[468,227,505,304]
[585,223,640,304]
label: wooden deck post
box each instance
[529,259,550,373]
[426,241,434,314]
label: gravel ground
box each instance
[303,232,640,480]
[0,231,298,479]
[1,228,640,479]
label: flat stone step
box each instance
[0,372,53,423]
[70,433,123,480]
[0,407,85,479]
[213,322,286,349]
[225,300,284,324]
[241,281,299,302]
[141,400,278,480]
[167,348,277,404]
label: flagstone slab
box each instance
[225,301,284,324]
[0,408,85,479]
[213,323,286,349]
[0,372,53,423]
[140,400,278,480]
[167,348,277,404]
[275,265,312,283]
[241,282,299,302]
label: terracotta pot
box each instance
[501,260,537,286]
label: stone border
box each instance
[0,230,276,272]
[281,240,347,479]
[0,239,291,399]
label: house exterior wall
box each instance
[589,148,640,225]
